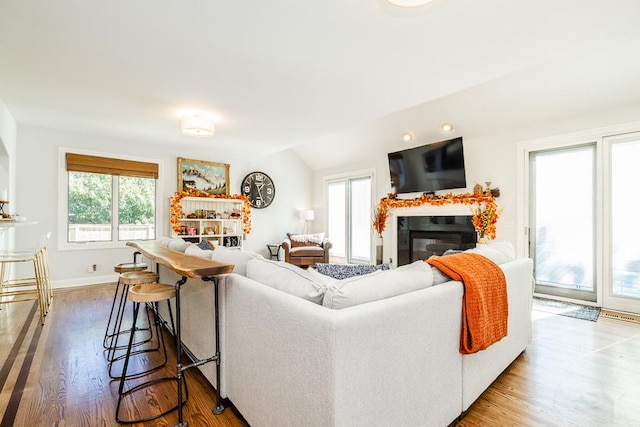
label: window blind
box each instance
[66,153,158,179]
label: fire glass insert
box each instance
[397,215,476,266]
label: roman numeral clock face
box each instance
[241,172,275,209]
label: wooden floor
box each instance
[1,285,639,426]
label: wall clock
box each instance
[241,171,275,209]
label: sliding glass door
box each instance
[326,175,372,264]
[529,144,596,301]
[603,133,640,313]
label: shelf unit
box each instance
[171,196,244,250]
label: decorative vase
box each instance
[375,234,383,265]
[477,231,487,246]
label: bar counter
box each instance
[126,241,234,426]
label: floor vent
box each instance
[600,309,640,324]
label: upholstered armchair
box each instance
[281,233,332,268]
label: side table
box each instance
[266,243,281,260]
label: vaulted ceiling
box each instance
[2,0,640,169]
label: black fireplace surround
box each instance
[397,215,476,266]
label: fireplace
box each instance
[397,215,476,266]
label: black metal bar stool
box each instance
[106,270,163,379]
[103,254,149,350]
[115,283,187,424]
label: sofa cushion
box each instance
[246,258,327,303]
[287,232,325,248]
[322,260,434,309]
[209,246,261,276]
[290,246,325,257]
[314,263,390,280]
[156,236,172,247]
[167,237,192,252]
[464,241,515,265]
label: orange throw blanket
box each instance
[427,253,508,354]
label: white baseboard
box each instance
[52,274,118,289]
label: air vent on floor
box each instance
[600,309,640,324]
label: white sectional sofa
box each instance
[155,238,534,427]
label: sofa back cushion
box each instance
[322,260,435,309]
[246,258,327,303]
[167,237,192,252]
[209,246,261,276]
[464,241,515,265]
[287,232,325,248]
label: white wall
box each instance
[311,132,528,264]
[16,124,312,287]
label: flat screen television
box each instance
[388,136,466,194]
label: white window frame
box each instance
[57,147,163,251]
[517,120,640,306]
[323,168,376,264]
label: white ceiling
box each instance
[2,0,640,170]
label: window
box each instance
[529,144,596,301]
[326,173,373,264]
[64,151,159,246]
[522,127,640,314]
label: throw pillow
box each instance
[432,249,463,284]
[196,240,215,251]
[322,260,434,309]
[287,232,325,248]
[314,263,390,280]
[246,258,327,304]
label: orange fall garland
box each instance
[372,192,502,240]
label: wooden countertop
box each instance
[126,241,234,278]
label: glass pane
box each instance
[327,181,346,257]
[68,172,112,242]
[611,139,640,298]
[119,176,156,241]
[349,177,371,261]
[533,146,595,292]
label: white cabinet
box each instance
[171,197,244,249]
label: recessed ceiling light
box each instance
[402,132,414,142]
[441,123,454,132]
[387,0,434,7]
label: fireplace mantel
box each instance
[376,192,499,267]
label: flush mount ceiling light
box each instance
[441,123,454,132]
[402,132,414,142]
[181,113,215,137]
[386,0,434,7]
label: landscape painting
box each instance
[177,157,229,196]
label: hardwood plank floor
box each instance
[1,285,639,426]
[457,310,640,427]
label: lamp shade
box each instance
[181,114,215,137]
[299,209,315,221]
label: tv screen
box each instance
[388,137,466,194]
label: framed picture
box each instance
[178,157,230,196]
